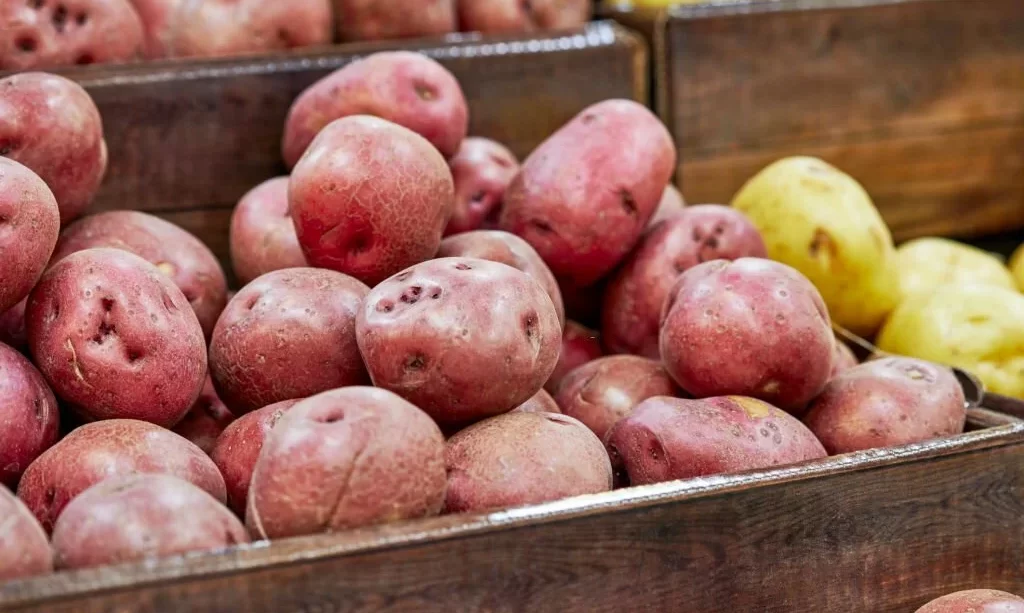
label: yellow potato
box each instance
[877,284,1024,399]
[731,156,899,336]
[1010,243,1024,291]
[897,237,1016,301]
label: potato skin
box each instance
[210,399,300,516]
[0,343,60,488]
[831,339,858,378]
[438,230,564,327]
[545,320,603,393]
[458,0,590,33]
[0,298,29,352]
[603,205,766,358]
[52,474,248,571]
[333,0,455,42]
[1011,243,1024,291]
[0,486,51,580]
[0,158,59,313]
[17,419,226,532]
[605,396,827,487]
[210,268,369,415]
[229,177,306,286]
[804,358,966,454]
[648,184,686,228]
[171,375,235,455]
[283,51,468,167]
[51,210,228,338]
[247,387,447,539]
[290,115,455,286]
[499,99,676,287]
[915,590,1024,613]
[357,257,561,425]
[897,237,1016,301]
[445,138,519,236]
[660,258,833,413]
[0,73,108,225]
[512,389,561,415]
[26,248,207,427]
[445,412,612,513]
[555,355,678,440]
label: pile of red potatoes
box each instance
[0,53,971,582]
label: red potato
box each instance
[438,230,564,327]
[0,72,108,224]
[603,205,767,358]
[555,355,678,440]
[648,184,686,228]
[0,343,60,488]
[51,474,248,571]
[499,99,676,287]
[512,389,561,414]
[916,590,1024,613]
[445,412,612,513]
[0,0,142,70]
[605,396,827,487]
[51,210,228,338]
[333,0,455,42]
[171,376,235,455]
[831,338,858,378]
[283,51,468,168]
[445,138,519,236]
[545,319,602,393]
[17,419,226,532]
[290,116,455,286]
[357,257,561,425]
[247,387,446,539]
[660,258,833,413]
[209,268,369,415]
[230,177,306,286]
[26,248,207,427]
[458,0,590,33]
[0,158,59,313]
[0,486,51,580]
[803,357,967,454]
[0,298,29,352]
[210,399,300,516]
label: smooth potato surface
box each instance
[458,0,590,33]
[333,0,455,41]
[897,237,1015,302]
[229,177,306,286]
[171,375,235,455]
[0,157,59,313]
[648,184,686,227]
[0,343,60,488]
[915,590,1024,613]
[0,486,51,580]
[511,389,561,415]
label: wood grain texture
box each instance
[658,0,1024,241]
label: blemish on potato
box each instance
[394,270,413,283]
[528,219,555,235]
[155,262,176,277]
[404,353,426,372]
[52,4,69,32]
[618,189,638,217]
[760,381,780,396]
[376,300,394,313]
[454,262,472,271]
[731,396,772,419]
[414,83,436,101]
[808,228,838,268]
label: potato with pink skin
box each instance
[210,399,300,516]
[333,0,455,42]
[458,0,590,33]
[230,177,306,286]
[660,258,833,413]
[17,419,226,532]
[209,268,369,415]
[916,590,1024,613]
[512,389,561,414]
[445,137,519,236]
[438,230,564,327]
[51,210,228,338]
[0,298,28,352]
[830,338,858,378]
[445,412,611,513]
[499,99,676,287]
[803,357,966,454]
[0,486,51,580]
[172,376,235,455]
[290,116,454,286]
[555,356,678,440]
[605,396,827,487]
[52,474,248,571]
[247,387,446,539]
[545,320,602,393]
[0,158,59,313]
[357,257,561,425]
[0,343,60,488]
[648,185,686,228]
[603,206,766,358]
[27,249,207,427]
[283,52,468,168]
[0,0,142,70]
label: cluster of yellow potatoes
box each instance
[732,157,1024,400]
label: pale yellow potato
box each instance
[731,156,899,336]
[877,284,1024,399]
[897,237,1016,301]
[1010,243,1024,292]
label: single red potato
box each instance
[0,486,51,580]
[648,184,686,227]
[445,412,612,513]
[52,474,248,571]
[458,0,590,33]
[209,268,369,415]
[357,257,561,425]
[333,0,455,42]
[17,419,226,532]
[27,248,207,427]
[290,115,454,286]
[0,72,108,225]
[210,399,300,516]
[555,355,678,440]
[0,343,60,488]
[603,205,767,358]
[229,177,306,286]
[831,338,858,378]
[605,396,827,487]
[0,298,29,353]
[660,258,833,413]
[51,210,229,338]
[0,157,59,313]
[512,389,561,414]
[0,0,143,70]
[445,137,519,236]
[545,320,602,393]
[916,590,1024,613]
[438,230,564,327]
[803,357,967,454]
[499,99,676,287]
[247,387,447,540]
[283,51,468,168]
[171,375,235,455]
